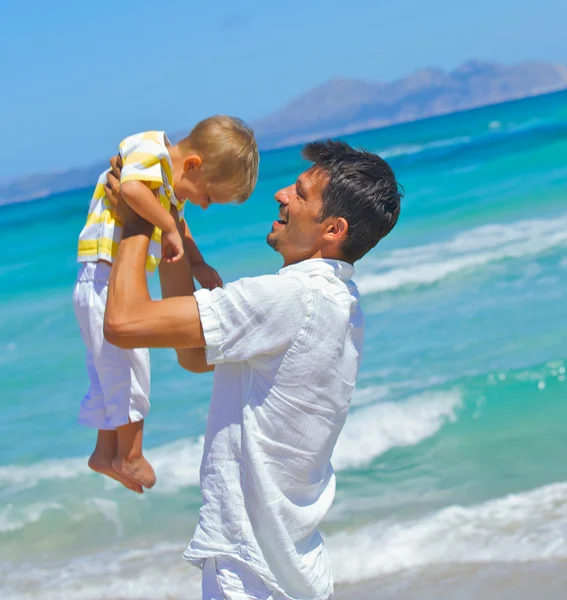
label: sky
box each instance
[1,0,566,180]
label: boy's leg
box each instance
[86,263,153,487]
[113,420,156,488]
[74,265,141,493]
[89,429,143,494]
[100,343,154,488]
[74,266,108,431]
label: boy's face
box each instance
[173,159,232,210]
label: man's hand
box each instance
[105,155,139,225]
[105,155,123,201]
[192,262,223,290]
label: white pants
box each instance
[202,557,286,600]
[73,262,150,430]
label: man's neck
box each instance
[282,249,350,268]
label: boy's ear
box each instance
[183,154,203,171]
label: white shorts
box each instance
[202,557,286,600]
[73,262,150,430]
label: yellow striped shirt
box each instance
[77,131,185,272]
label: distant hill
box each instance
[251,60,567,148]
[2,60,567,205]
[0,163,108,206]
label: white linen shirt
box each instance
[183,258,364,600]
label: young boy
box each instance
[73,116,259,494]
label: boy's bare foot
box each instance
[112,455,156,489]
[115,420,156,489]
[88,452,143,494]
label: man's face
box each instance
[267,167,329,266]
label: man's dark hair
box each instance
[302,139,402,263]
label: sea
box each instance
[1,90,567,599]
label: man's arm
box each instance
[103,186,206,352]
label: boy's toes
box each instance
[88,454,144,494]
[117,478,144,494]
[113,455,156,489]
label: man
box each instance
[104,140,402,600]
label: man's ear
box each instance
[183,154,203,171]
[324,217,349,243]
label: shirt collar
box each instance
[278,258,355,283]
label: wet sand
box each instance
[334,560,567,600]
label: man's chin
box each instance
[266,231,279,251]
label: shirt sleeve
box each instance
[119,133,164,190]
[194,274,309,365]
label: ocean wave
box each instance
[0,545,202,600]
[0,437,204,493]
[333,390,462,470]
[0,502,63,533]
[357,213,567,294]
[329,481,567,583]
[149,437,204,492]
[0,498,123,535]
[0,388,459,495]
[376,136,472,160]
[0,456,87,489]
[374,117,565,167]
[5,482,567,598]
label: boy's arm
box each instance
[159,213,214,373]
[105,160,211,372]
[121,180,183,262]
[181,219,206,265]
[181,219,223,290]
[120,180,176,234]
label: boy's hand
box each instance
[192,262,223,290]
[161,228,185,263]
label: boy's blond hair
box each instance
[178,116,259,203]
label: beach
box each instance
[2,89,567,599]
[335,561,567,600]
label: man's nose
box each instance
[275,184,293,205]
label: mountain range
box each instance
[2,60,567,205]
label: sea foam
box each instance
[329,481,567,583]
[0,389,460,495]
[0,436,204,493]
[333,390,461,470]
[4,481,567,599]
[356,213,567,294]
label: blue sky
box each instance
[1,0,566,179]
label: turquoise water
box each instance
[1,90,567,599]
